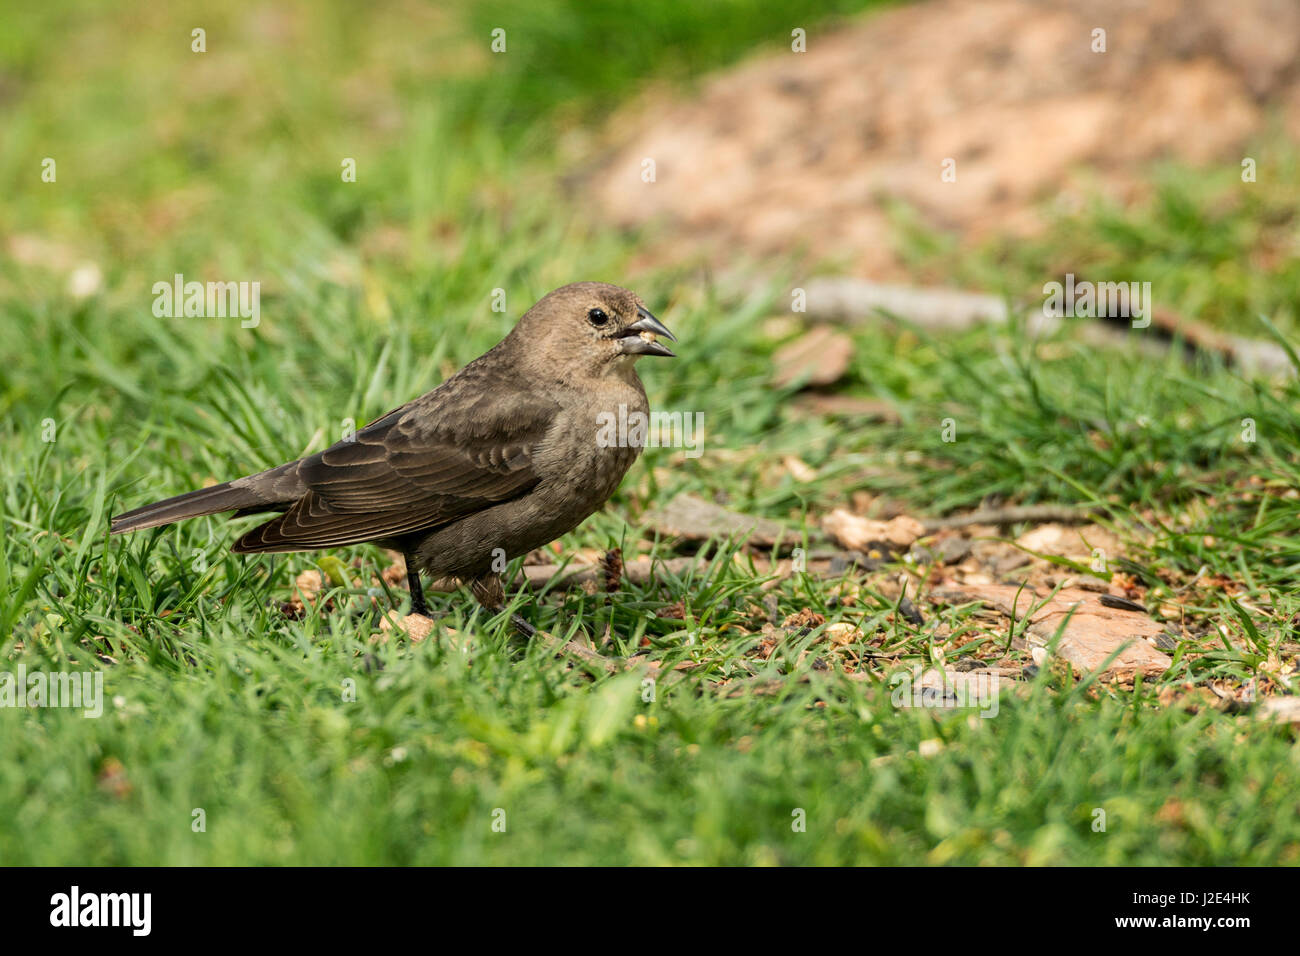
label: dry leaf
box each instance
[822,509,925,552]
[295,569,325,605]
[825,622,862,645]
[97,757,133,800]
[783,456,818,483]
[772,327,854,389]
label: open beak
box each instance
[618,306,676,358]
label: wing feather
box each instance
[232,367,555,552]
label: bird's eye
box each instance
[588,308,609,327]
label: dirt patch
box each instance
[586,0,1300,276]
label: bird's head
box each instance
[509,281,675,379]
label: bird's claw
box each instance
[510,613,539,640]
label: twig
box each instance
[793,276,1294,377]
[516,619,625,675]
[520,556,701,591]
[923,503,1105,532]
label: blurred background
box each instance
[3,0,1298,517]
[3,0,1297,496]
[3,0,1300,865]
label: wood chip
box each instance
[825,622,861,645]
[822,509,925,553]
[642,493,792,547]
[522,555,699,591]
[379,612,437,643]
[1255,697,1300,726]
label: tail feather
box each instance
[111,481,276,534]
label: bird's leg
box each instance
[406,555,431,618]
[468,575,532,634]
[468,575,536,638]
[509,613,539,640]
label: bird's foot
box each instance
[510,613,538,640]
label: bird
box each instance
[110,281,675,627]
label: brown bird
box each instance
[110,282,675,625]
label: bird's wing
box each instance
[233,372,558,551]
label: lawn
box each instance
[1,0,1298,865]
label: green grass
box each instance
[1,0,1299,865]
[892,150,1300,335]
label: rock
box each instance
[937,537,973,565]
[930,583,1172,681]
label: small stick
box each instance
[508,613,624,675]
[923,504,1105,532]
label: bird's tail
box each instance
[110,481,269,534]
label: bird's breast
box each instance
[539,390,649,506]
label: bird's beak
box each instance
[618,306,676,357]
